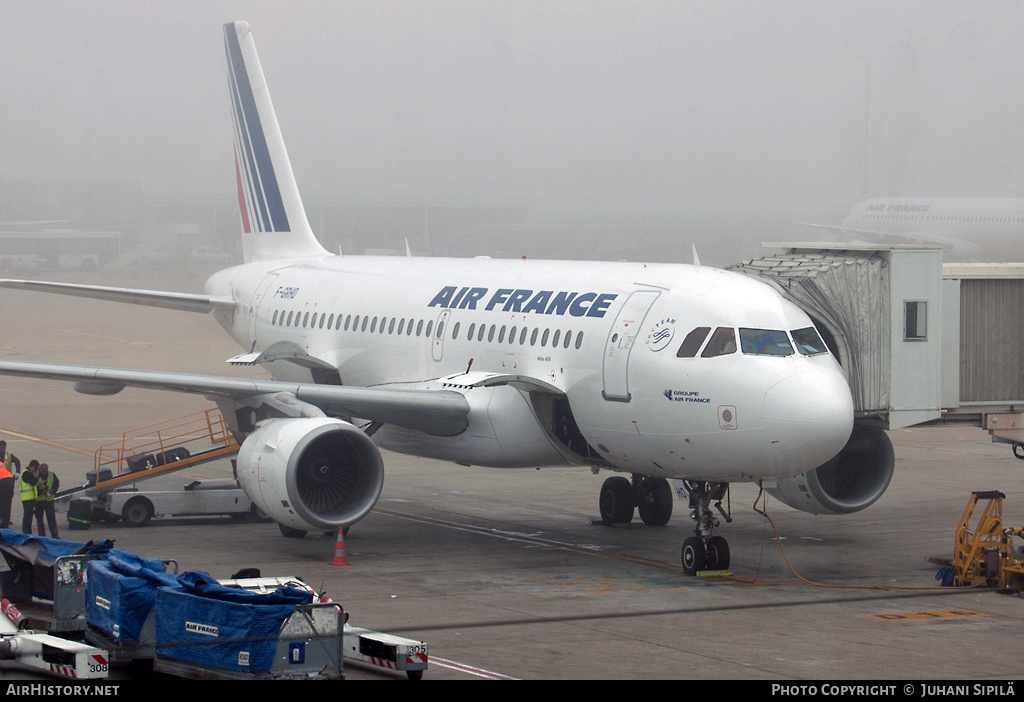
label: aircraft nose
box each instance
[762,370,854,470]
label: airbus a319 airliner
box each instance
[0,22,896,574]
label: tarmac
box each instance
[1,269,1023,681]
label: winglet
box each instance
[224,21,328,262]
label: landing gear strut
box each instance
[598,474,673,526]
[680,481,731,575]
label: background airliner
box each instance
[0,21,896,575]
[794,197,1024,261]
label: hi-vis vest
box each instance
[36,473,56,502]
[0,453,12,481]
[19,472,35,502]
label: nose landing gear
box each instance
[680,481,731,575]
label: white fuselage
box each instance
[205,255,854,484]
[842,197,1024,260]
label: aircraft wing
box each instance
[0,361,470,437]
[0,279,235,314]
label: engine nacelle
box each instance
[237,417,384,532]
[765,427,894,515]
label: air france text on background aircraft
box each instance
[0,22,897,574]
[794,196,1024,261]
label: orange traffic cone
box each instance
[331,527,350,566]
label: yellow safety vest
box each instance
[36,474,56,502]
[19,472,35,501]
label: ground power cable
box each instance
[716,487,986,592]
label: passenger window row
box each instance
[449,321,584,350]
[267,309,586,351]
[270,310,435,339]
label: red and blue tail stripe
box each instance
[225,24,289,234]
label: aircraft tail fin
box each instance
[224,21,329,262]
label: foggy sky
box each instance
[2,1,1022,225]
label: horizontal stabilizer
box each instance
[0,280,235,314]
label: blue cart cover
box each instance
[0,528,165,599]
[86,555,178,643]
[155,571,311,672]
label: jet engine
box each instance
[765,427,894,515]
[236,417,384,532]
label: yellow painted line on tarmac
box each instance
[867,609,989,621]
[0,427,95,457]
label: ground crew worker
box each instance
[19,460,39,534]
[0,450,12,528]
[0,440,20,529]
[0,441,22,476]
[34,463,59,538]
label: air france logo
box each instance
[664,389,710,403]
[428,286,618,318]
[647,318,675,352]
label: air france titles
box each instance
[865,203,932,213]
[428,286,618,318]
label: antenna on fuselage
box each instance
[692,244,702,268]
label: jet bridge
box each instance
[729,244,1024,448]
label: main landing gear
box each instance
[679,481,731,576]
[599,474,674,527]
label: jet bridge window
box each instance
[791,326,829,355]
[739,328,794,356]
[701,327,736,358]
[676,326,711,358]
[904,300,927,341]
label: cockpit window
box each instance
[739,328,794,356]
[701,327,736,358]
[676,326,711,358]
[791,326,829,355]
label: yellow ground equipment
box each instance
[90,408,239,491]
[953,491,1007,586]
[952,490,1024,591]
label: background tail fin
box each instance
[224,21,328,261]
